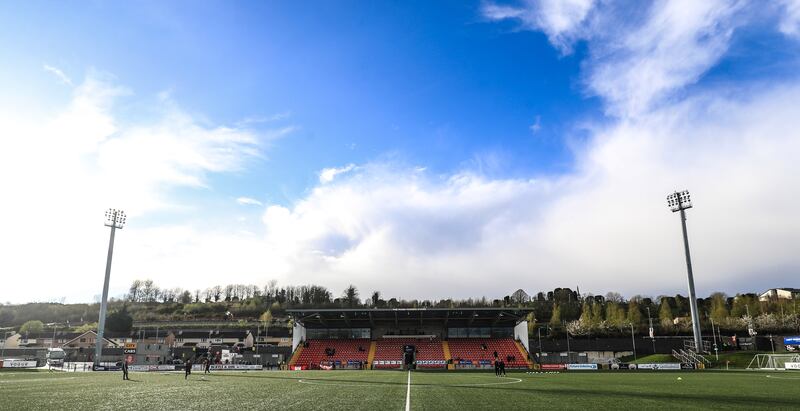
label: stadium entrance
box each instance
[287,308,534,371]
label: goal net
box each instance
[746,354,800,370]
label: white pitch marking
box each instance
[0,377,77,384]
[766,374,800,380]
[404,370,411,411]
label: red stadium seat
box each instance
[294,339,370,369]
[446,338,527,368]
[373,337,446,369]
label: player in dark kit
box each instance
[122,359,129,380]
[204,358,211,374]
[185,359,192,379]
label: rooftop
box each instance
[288,307,533,328]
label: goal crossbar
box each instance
[746,353,800,370]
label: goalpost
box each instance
[746,354,800,370]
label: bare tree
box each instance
[265,280,278,299]
[128,280,142,302]
[605,292,624,303]
[141,279,155,302]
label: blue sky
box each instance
[2,1,592,205]
[1,1,800,303]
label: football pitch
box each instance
[1,369,797,410]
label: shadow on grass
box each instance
[418,382,800,408]
[215,373,798,407]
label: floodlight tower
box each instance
[667,190,703,352]
[94,208,126,369]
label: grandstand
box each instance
[286,308,533,370]
[293,338,371,369]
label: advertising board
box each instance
[566,363,598,370]
[784,362,800,370]
[1,360,37,368]
[783,336,800,345]
[210,364,263,370]
[637,363,681,370]
[541,364,566,370]
[123,343,137,355]
[129,365,175,372]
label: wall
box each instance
[292,322,306,352]
[514,321,529,353]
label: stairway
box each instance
[514,340,534,369]
[671,348,709,366]
[366,341,377,369]
[442,340,454,370]
[288,344,304,369]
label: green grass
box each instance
[1,369,799,410]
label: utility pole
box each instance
[667,191,703,352]
[630,323,637,362]
[710,315,719,360]
[538,327,543,357]
[95,209,126,370]
[647,307,656,354]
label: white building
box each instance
[758,288,800,302]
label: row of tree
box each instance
[121,280,800,334]
[3,281,798,335]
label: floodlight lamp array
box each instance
[667,190,692,212]
[104,208,127,228]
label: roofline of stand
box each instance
[286,307,534,313]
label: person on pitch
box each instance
[122,358,129,381]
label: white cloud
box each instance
[257,84,800,299]
[3,2,798,304]
[319,163,356,184]
[0,73,290,303]
[482,0,596,53]
[486,0,749,116]
[529,115,541,133]
[236,111,292,127]
[43,64,73,86]
[246,1,800,300]
[236,197,263,206]
[779,0,800,37]
[587,0,747,117]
